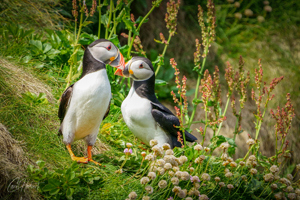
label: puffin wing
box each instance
[58,84,74,123]
[102,99,111,120]
[150,102,197,147]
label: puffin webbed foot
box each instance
[71,156,89,164]
[66,144,88,164]
[87,145,101,166]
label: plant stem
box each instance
[76,10,84,43]
[215,97,230,136]
[243,144,254,161]
[98,0,102,38]
[275,128,278,164]
[201,103,208,146]
[233,108,242,141]
[127,4,157,57]
[155,34,172,76]
[105,0,113,39]
[188,42,209,129]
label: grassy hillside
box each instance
[0,0,300,199]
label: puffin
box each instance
[116,57,197,148]
[58,39,125,165]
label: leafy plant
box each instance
[22,92,49,106]
[28,160,102,200]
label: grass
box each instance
[0,0,300,199]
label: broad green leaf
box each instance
[155,79,167,86]
[29,40,43,51]
[66,188,74,200]
[49,188,60,195]
[43,43,52,53]
[68,177,80,185]
[36,160,45,168]
[21,55,32,63]
[135,16,149,24]
[82,21,93,27]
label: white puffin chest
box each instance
[121,88,169,146]
[64,69,111,140]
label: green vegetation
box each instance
[0,0,299,199]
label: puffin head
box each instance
[116,57,154,81]
[88,39,125,73]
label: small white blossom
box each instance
[219,182,225,187]
[142,196,150,200]
[194,144,203,151]
[227,184,234,189]
[271,183,278,190]
[156,159,165,167]
[158,180,167,189]
[150,139,158,147]
[248,155,256,161]
[178,189,187,198]
[126,143,133,148]
[263,173,274,182]
[173,166,180,172]
[230,162,237,167]
[172,186,181,194]
[287,174,293,181]
[270,165,279,173]
[221,153,228,161]
[204,147,210,152]
[171,177,179,185]
[128,191,137,200]
[145,186,153,194]
[287,186,294,193]
[140,177,150,184]
[147,172,156,180]
[201,173,211,181]
[179,155,188,163]
[145,153,155,161]
[246,139,255,145]
[181,171,190,181]
[280,178,291,186]
[164,163,172,170]
[225,172,233,178]
[168,170,175,177]
[151,145,160,152]
[287,193,296,200]
[162,143,171,150]
[199,194,209,200]
[165,149,174,155]
[250,168,257,175]
[220,142,230,150]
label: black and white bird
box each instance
[117,57,197,148]
[58,39,125,165]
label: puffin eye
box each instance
[139,64,143,68]
[106,44,112,50]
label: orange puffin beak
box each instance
[109,50,125,76]
[114,52,125,76]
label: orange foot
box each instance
[88,159,101,166]
[87,145,101,166]
[66,144,88,164]
[71,156,88,164]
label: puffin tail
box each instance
[184,130,197,142]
